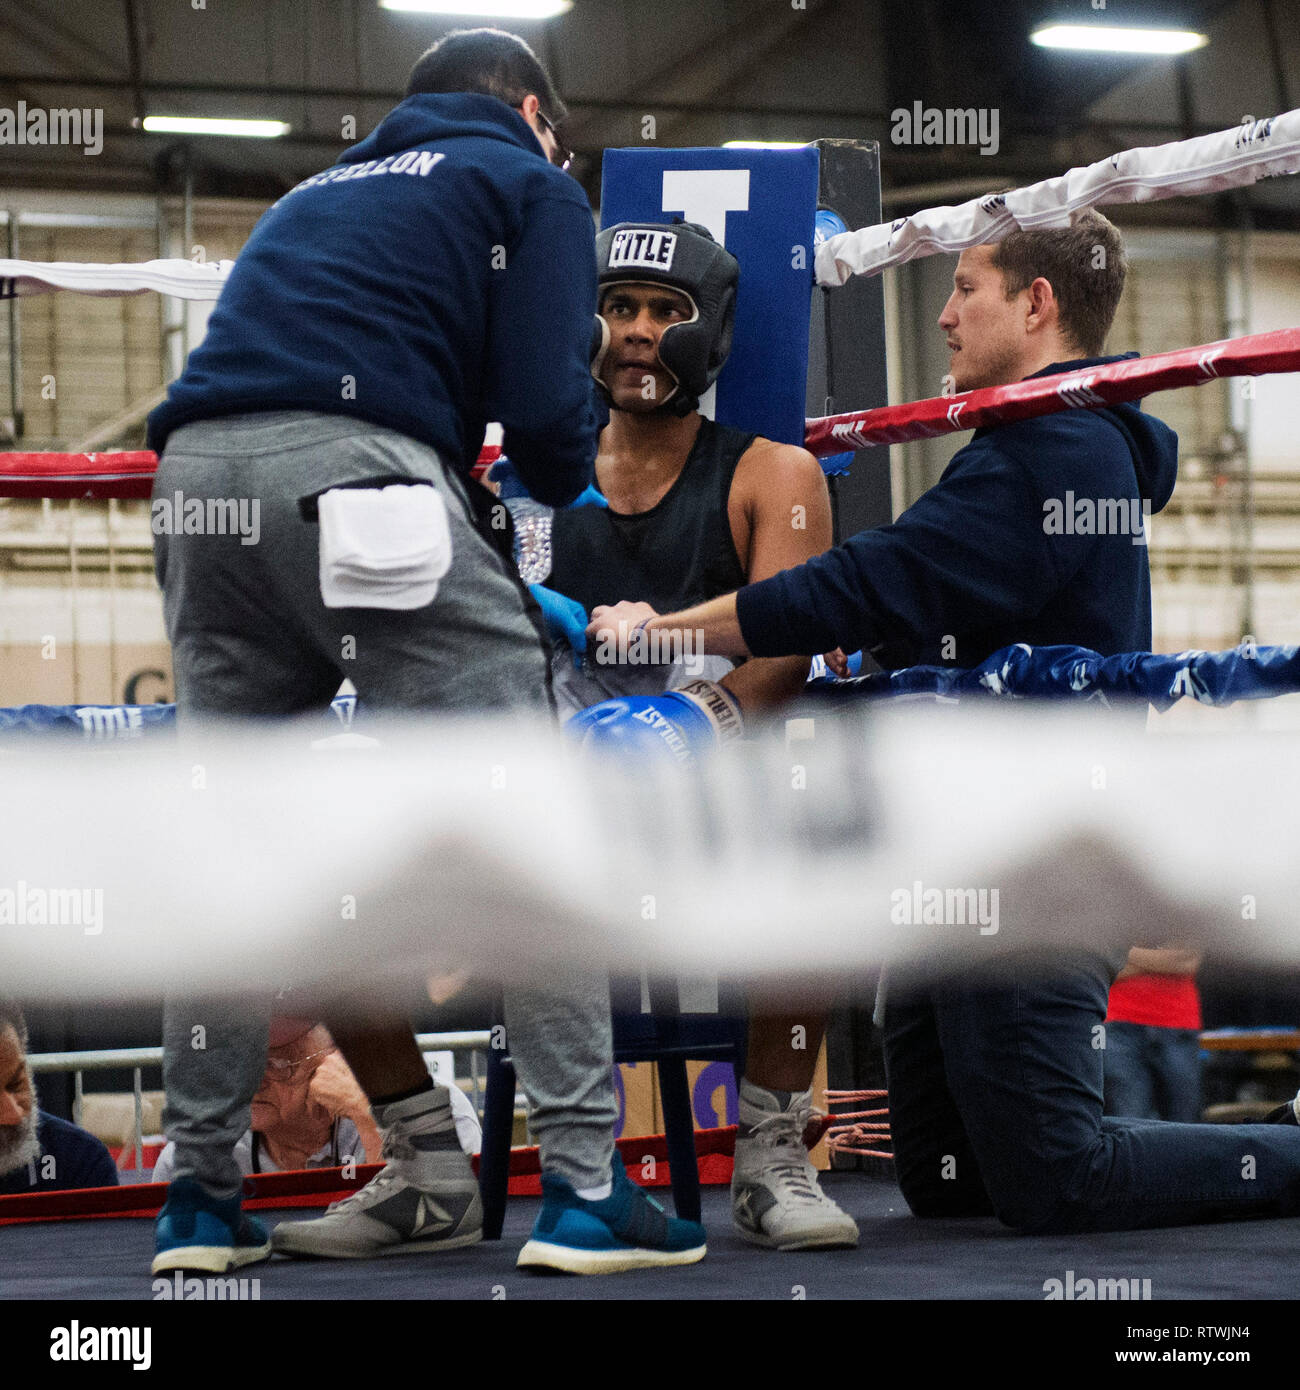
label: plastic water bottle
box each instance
[507,497,554,585]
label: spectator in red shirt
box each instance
[1104,947,1203,1122]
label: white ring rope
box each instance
[0,256,234,301]
[816,109,1300,285]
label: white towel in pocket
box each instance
[318,484,452,610]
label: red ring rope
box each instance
[1,329,1295,498]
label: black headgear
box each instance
[590,220,739,416]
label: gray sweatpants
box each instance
[155,411,615,1194]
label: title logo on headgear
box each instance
[607,228,678,272]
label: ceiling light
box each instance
[380,1,573,17]
[1031,24,1207,55]
[142,116,291,138]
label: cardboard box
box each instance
[612,1041,830,1170]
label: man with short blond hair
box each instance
[591,213,1300,1234]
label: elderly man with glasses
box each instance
[151,1020,480,1181]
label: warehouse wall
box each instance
[0,190,1297,708]
[0,189,263,705]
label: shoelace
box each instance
[745,1109,826,1206]
[324,1166,402,1215]
[381,1130,417,1163]
[321,1123,452,1214]
[766,1160,823,1205]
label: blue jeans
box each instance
[883,949,1300,1233]
[1104,1019,1202,1123]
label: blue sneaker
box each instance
[516,1156,707,1274]
[152,1176,272,1275]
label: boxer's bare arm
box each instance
[720,440,833,713]
[586,449,832,679]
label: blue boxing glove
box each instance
[529,583,589,668]
[566,679,744,765]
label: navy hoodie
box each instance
[147,94,599,507]
[737,356,1178,668]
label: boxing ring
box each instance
[10,1172,1298,1303]
[4,112,1300,1309]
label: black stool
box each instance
[478,976,746,1237]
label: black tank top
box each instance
[548,417,754,614]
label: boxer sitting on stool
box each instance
[509,219,858,1250]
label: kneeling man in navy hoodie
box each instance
[591,209,1300,1234]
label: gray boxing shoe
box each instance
[730,1080,859,1251]
[271,1086,482,1259]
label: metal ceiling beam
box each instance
[121,0,147,126]
[0,122,352,151]
[0,72,403,103]
[1257,0,1293,114]
[0,117,1281,171]
[558,2,810,142]
[0,68,894,124]
[650,0,847,144]
[0,114,1286,171]
[0,0,125,80]
[0,156,1293,232]
[0,0,130,132]
[2,72,1292,137]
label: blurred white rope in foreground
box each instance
[0,706,1294,999]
